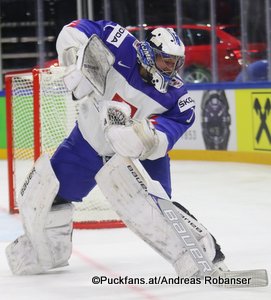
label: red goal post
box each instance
[5,67,125,229]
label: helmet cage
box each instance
[153,48,185,78]
[136,39,185,93]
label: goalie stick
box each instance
[150,193,268,288]
[96,154,268,288]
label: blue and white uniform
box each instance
[51,19,195,201]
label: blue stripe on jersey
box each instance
[69,19,195,150]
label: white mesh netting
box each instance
[7,67,122,228]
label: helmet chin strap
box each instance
[151,71,169,93]
[138,65,167,93]
[139,64,170,93]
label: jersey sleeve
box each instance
[56,19,118,65]
[153,91,195,151]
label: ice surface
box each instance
[0,159,270,299]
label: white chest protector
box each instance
[77,67,168,156]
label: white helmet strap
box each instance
[151,71,168,93]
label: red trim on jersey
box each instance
[112,93,138,118]
[149,115,158,125]
[67,20,80,28]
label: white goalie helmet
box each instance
[136,27,185,93]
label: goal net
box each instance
[5,67,124,229]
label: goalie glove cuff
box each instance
[132,119,159,160]
[63,65,94,100]
[104,119,160,160]
[145,129,168,160]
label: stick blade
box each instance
[215,269,269,288]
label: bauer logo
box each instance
[252,92,271,151]
[107,25,128,48]
[20,167,36,197]
[127,165,148,192]
[178,95,195,112]
[163,208,213,273]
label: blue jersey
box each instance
[56,19,195,156]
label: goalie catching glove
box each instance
[100,101,160,160]
[106,118,158,160]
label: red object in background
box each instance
[128,24,266,83]
[218,24,267,63]
[31,24,267,83]
[43,59,59,68]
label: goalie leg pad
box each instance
[6,154,74,275]
[6,203,74,275]
[173,201,217,257]
[18,154,60,270]
[6,235,44,275]
[95,155,217,277]
[18,154,59,239]
[45,203,74,269]
[172,201,226,276]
